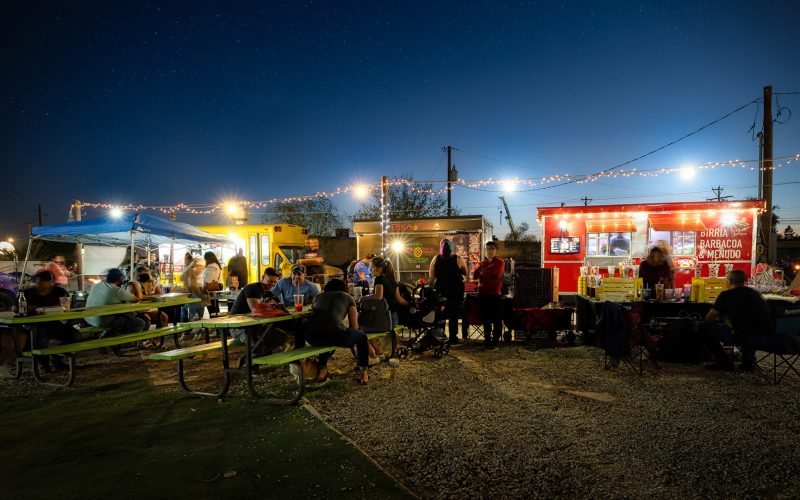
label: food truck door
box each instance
[248,233,259,284]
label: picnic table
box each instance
[0,296,200,387]
[167,308,313,401]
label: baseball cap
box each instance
[291,264,305,274]
[107,268,126,282]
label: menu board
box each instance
[550,237,581,254]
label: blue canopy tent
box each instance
[23,213,231,288]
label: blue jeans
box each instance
[297,327,370,368]
[180,302,205,322]
[99,313,146,338]
[701,322,756,366]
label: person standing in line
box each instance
[227,248,248,288]
[201,251,223,316]
[41,255,71,287]
[429,239,468,345]
[298,237,326,279]
[473,241,506,349]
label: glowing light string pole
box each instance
[380,175,389,257]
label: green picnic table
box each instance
[0,296,200,387]
[167,307,313,401]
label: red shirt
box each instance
[474,257,505,296]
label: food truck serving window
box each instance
[587,232,631,256]
[671,231,695,255]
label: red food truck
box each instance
[537,200,765,294]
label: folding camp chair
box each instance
[754,335,800,384]
[461,294,486,343]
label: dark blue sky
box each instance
[2,1,799,242]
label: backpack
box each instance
[359,298,392,333]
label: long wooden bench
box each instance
[27,324,193,388]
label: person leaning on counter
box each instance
[638,246,673,290]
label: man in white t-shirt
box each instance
[86,268,145,338]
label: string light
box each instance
[75,153,800,215]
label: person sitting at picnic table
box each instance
[360,256,407,364]
[127,266,168,330]
[229,267,286,350]
[22,271,76,372]
[701,269,771,371]
[271,264,319,307]
[295,278,371,384]
[638,246,673,290]
[85,268,145,339]
[353,253,375,291]
[230,267,281,315]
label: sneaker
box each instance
[449,337,461,345]
[0,365,14,380]
[368,356,380,366]
[378,354,390,362]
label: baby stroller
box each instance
[396,284,450,359]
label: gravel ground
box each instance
[6,338,800,498]
[311,342,800,499]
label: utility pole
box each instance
[707,186,732,202]
[581,197,592,206]
[445,145,453,216]
[37,204,43,226]
[761,85,774,261]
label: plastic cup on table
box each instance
[683,284,692,301]
[59,296,70,311]
[655,283,665,301]
[294,294,305,312]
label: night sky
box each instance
[2,1,800,243]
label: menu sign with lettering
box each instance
[696,212,754,262]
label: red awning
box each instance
[648,214,706,231]
[585,219,637,233]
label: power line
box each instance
[530,97,762,191]
[450,147,559,176]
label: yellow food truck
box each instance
[199,224,309,283]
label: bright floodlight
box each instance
[391,240,405,253]
[353,184,370,200]
[6,237,13,243]
[558,220,568,231]
[501,179,517,193]
[679,165,696,181]
[721,213,737,226]
[224,202,239,216]
[109,207,124,219]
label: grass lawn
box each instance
[1,380,410,499]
